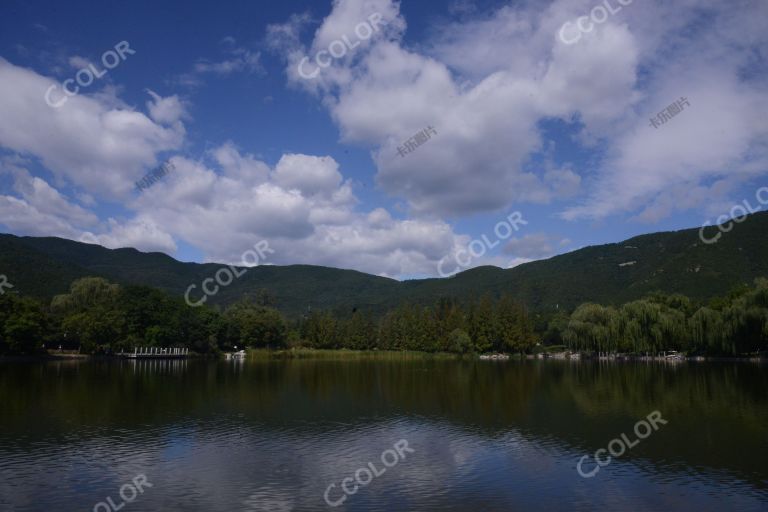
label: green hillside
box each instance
[1,211,767,317]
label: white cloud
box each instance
[96,145,467,277]
[563,54,768,220]
[193,49,261,75]
[268,0,636,217]
[146,90,188,125]
[0,195,80,239]
[0,158,97,238]
[2,0,766,280]
[211,142,270,185]
[81,217,177,253]
[269,0,767,225]
[273,154,343,197]
[0,58,185,199]
[503,233,567,260]
[175,38,263,87]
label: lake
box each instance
[1,356,767,511]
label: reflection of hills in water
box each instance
[0,359,766,491]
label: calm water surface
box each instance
[1,357,767,511]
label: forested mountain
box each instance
[1,211,767,317]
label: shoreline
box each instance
[2,348,765,363]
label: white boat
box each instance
[479,353,510,360]
[225,350,247,360]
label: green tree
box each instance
[468,296,496,353]
[0,294,49,354]
[225,301,287,349]
[448,328,472,354]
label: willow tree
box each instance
[689,307,725,354]
[51,277,124,353]
[563,303,617,354]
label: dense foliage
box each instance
[0,278,285,355]
[0,277,537,355]
[297,295,537,354]
[1,276,766,357]
[561,279,768,356]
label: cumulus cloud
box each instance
[1,142,469,277]
[0,158,96,239]
[2,0,766,279]
[146,89,189,125]
[0,58,185,199]
[267,0,639,217]
[80,217,177,253]
[563,61,768,220]
[268,0,767,225]
[117,146,463,277]
[0,146,469,275]
[273,154,342,197]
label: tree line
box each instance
[298,295,537,354]
[559,278,768,356]
[0,277,537,355]
[0,276,766,357]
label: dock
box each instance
[119,347,189,359]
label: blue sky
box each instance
[0,0,766,279]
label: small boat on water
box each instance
[225,350,247,360]
[479,353,510,360]
[664,351,685,362]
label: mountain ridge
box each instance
[1,211,767,316]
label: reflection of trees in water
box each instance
[536,361,768,487]
[282,358,541,428]
[1,359,766,485]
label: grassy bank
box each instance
[243,348,465,360]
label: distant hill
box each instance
[2,212,767,316]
